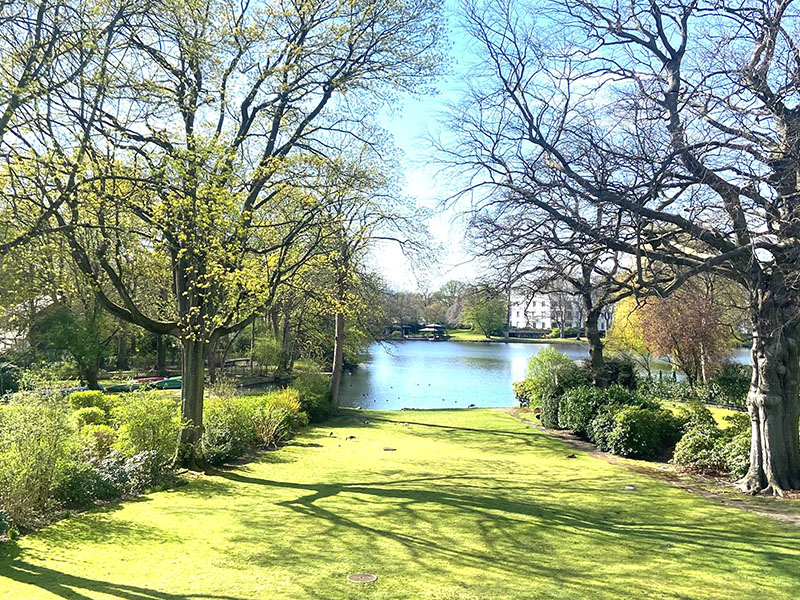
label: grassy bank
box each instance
[1,409,799,599]
[445,329,588,344]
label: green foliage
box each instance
[0,361,20,394]
[672,409,751,478]
[606,407,682,460]
[200,388,309,463]
[96,450,175,496]
[462,293,507,337]
[524,349,589,428]
[200,396,256,466]
[637,378,694,404]
[588,409,618,452]
[77,424,117,463]
[0,395,73,529]
[73,406,106,428]
[697,363,751,409]
[54,462,118,508]
[676,403,717,432]
[293,371,333,422]
[558,386,606,436]
[243,389,309,448]
[601,356,638,389]
[672,427,725,474]
[722,431,751,479]
[511,380,534,407]
[112,390,181,463]
[253,335,282,373]
[68,390,111,414]
[29,302,113,386]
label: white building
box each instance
[509,291,612,333]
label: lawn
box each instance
[663,401,743,428]
[1,409,799,600]
[445,329,586,344]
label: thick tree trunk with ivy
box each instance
[177,338,207,469]
[329,312,345,409]
[739,283,800,495]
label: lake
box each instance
[337,340,753,410]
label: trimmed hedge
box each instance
[606,407,682,460]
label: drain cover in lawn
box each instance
[348,573,378,583]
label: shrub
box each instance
[607,407,682,460]
[73,406,106,428]
[676,403,717,433]
[77,424,117,463]
[672,426,725,474]
[0,362,20,394]
[293,371,333,422]
[512,380,534,407]
[112,390,181,463]
[559,385,606,436]
[0,396,73,529]
[721,431,751,479]
[703,363,751,408]
[97,450,175,496]
[588,408,618,452]
[54,461,118,507]
[200,396,256,465]
[563,327,580,338]
[243,389,308,448]
[602,356,638,390]
[637,378,694,404]
[68,390,111,413]
[524,349,589,428]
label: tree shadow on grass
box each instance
[0,543,245,600]
[220,469,800,579]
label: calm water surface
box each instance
[338,341,753,411]
[338,341,587,410]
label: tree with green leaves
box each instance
[44,0,443,467]
[462,290,507,338]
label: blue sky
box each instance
[369,1,482,292]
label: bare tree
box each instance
[442,0,800,494]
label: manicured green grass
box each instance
[445,329,587,344]
[2,409,799,599]
[664,401,742,428]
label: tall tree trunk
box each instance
[583,299,606,387]
[116,334,130,371]
[276,312,293,376]
[156,334,167,376]
[82,360,101,390]
[208,340,218,384]
[739,292,800,495]
[330,312,345,410]
[177,338,207,470]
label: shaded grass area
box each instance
[2,409,799,599]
